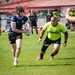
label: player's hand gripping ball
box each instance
[24,23,30,36]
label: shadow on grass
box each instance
[18,63,72,67]
[17,57,75,67]
[57,57,75,60]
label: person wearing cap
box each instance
[8,6,29,66]
[45,9,61,22]
[53,9,61,21]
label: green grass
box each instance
[0,30,75,75]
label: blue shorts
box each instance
[8,33,22,44]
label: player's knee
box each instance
[41,44,48,51]
[17,47,21,50]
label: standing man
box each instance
[8,6,29,66]
[45,9,60,23]
[28,9,38,34]
[45,9,53,22]
[36,16,68,60]
[53,9,61,21]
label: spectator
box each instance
[53,9,61,21]
[45,9,53,22]
[28,9,38,34]
[65,21,70,29]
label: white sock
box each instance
[14,57,18,61]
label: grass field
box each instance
[0,30,75,75]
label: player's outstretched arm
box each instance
[66,8,75,22]
[38,30,45,44]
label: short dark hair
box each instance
[54,9,58,11]
[16,6,24,14]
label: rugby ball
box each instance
[24,22,30,36]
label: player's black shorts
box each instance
[31,21,37,26]
[8,33,22,44]
[43,36,61,45]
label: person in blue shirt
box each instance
[8,6,29,66]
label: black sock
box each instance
[40,54,43,58]
[51,53,55,56]
[71,30,74,31]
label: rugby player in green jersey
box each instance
[37,16,68,60]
